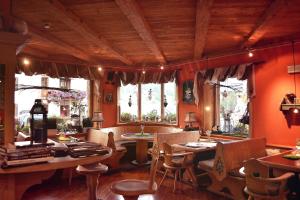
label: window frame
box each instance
[117,82,179,125]
[214,78,251,138]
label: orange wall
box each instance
[102,81,118,128]
[252,44,300,146]
[178,67,201,129]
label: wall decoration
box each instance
[104,90,113,104]
[182,80,194,103]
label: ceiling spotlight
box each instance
[23,58,30,66]
[43,22,51,29]
[248,51,254,57]
[293,108,299,114]
[160,65,164,70]
[98,66,102,71]
[142,70,146,74]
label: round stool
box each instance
[76,163,108,200]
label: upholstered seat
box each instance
[198,158,214,171]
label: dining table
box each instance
[121,133,154,165]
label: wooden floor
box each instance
[22,167,228,200]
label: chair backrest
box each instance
[148,143,159,189]
[244,158,291,197]
[87,129,116,150]
[162,142,174,167]
[155,131,199,152]
[213,138,267,181]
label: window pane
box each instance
[141,83,161,122]
[163,81,177,124]
[219,78,248,137]
[15,73,89,128]
[119,84,138,122]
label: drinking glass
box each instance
[140,124,145,135]
[296,138,300,151]
[206,130,212,141]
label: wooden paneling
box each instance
[11,0,300,67]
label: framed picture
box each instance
[104,90,113,104]
[182,80,194,103]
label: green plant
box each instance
[142,110,159,121]
[164,112,177,122]
[120,112,133,123]
[82,117,93,127]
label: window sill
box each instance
[116,121,178,127]
[202,133,247,140]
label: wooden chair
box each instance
[76,163,108,200]
[159,142,196,192]
[244,158,294,200]
[110,144,159,200]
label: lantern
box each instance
[30,99,48,144]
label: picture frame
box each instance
[182,80,194,104]
[104,90,113,104]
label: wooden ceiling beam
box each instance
[46,0,133,65]
[25,22,93,63]
[115,0,166,64]
[194,0,214,60]
[241,0,285,48]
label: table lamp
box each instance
[184,112,197,128]
[92,112,104,129]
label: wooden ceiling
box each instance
[12,0,300,68]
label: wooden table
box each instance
[0,147,112,200]
[259,150,300,172]
[121,133,154,165]
[172,141,217,153]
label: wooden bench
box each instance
[198,138,267,199]
[87,129,127,169]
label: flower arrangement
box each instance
[47,90,86,103]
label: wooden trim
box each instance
[241,0,285,47]
[138,84,141,121]
[194,0,214,59]
[46,0,132,65]
[115,0,166,64]
[266,143,293,150]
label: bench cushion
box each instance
[198,159,214,171]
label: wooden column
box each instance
[0,32,27,145]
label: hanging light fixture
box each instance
[128,95,132,107]
[163,95,168,107]
[291,41,299,114]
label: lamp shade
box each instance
[92,112,104,122]
[184,112,197,123]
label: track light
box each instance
[98,66,102,71]
[248,51,254,57]
[142,70,146,74]
[160,65,164,70]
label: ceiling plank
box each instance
[25,22,92,63]
[0,0,14,30]
[194,0,214,60]
[241,0,285,48]
[115,0,166,64]
[46,0,133,65]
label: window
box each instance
[118,81,177,124]
[15,73,89,128]
[217,78,248,137]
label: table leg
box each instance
[135,140,148,165]
[0,170,54,200]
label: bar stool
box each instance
[76,163,108,200]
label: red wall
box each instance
[102,82,118,128]
[252,44,300,147]
[178,67,201,128]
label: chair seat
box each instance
[76,163,108,175]
[111,179,157,196]
[198,159,214,171]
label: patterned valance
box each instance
[16,59,102,80]
[114,70,178,86]
[193,63,256,106]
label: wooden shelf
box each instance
[280,104,300,111]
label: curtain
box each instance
[16,59,102,80]
[193,63,256,106]
[114,70,178,86]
